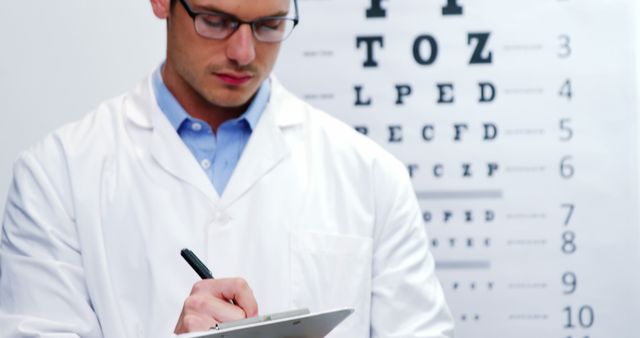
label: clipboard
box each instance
[178,308,354,338]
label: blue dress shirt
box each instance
[152,67,270,195]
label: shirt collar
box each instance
[151,64,270,132]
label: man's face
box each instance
[165,0,289,109]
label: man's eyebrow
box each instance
[265,10,290,17]
[194,4,290,18]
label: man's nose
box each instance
[225,24,256,66]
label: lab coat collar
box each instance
[268,76,306,128]
[122,73,305,208]
[146,77,220,205]
[219,75,306,208]
[123,74,305,130]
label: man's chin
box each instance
[206,94,253,110]
[209,86,258,106]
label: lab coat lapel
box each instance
[219,95,288,208]
[149,119,219,204]
[134,79,220,205]
[126,76,302,208]
[220,77,306,208]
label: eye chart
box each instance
[275,0,640,336]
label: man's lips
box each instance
[215,72,253,86]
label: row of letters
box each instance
[406,162,499,178]
[365,0,464,18]
[355,33,492,68]
[424,210,496,223]
[354,82,497,106]
[355,123,499,142]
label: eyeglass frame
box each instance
[178,0,300,43]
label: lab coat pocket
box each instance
[290,230,373,336]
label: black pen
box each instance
[181,248,236,305]
[181,248,214,279]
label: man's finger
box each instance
[175,313,216,334]
[183,293,246,322]
[191,278,259,317]
[208,296,248,323]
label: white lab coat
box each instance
[0,73,454,338]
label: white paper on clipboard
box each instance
[178,308,354,338]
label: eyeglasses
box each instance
[179,0,299,43]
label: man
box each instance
[0,0,454,336]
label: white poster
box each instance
[275,0,640,336]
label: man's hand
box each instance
[174,278,258,334]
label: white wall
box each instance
[0,1,165,203]
[636,0,640,184]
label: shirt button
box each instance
[191,122,202,131]
[201,159,211,169]
[212,210,231,226]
